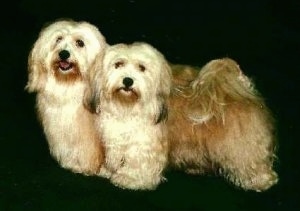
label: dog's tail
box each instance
[187,57,267,124]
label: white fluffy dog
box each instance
[85,42,171,190]
[26,19,107,175]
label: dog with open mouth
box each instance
[26,19,107,175]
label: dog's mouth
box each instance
[117,87,137,95]
[113,87,139,102]
[52,59,82,83]
[58,60,74,71]
[119,87,133,92]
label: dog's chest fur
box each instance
[37,80,86,155]
[98,104,166,171]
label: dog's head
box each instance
[26,19,107,92]
[87,42,172,123]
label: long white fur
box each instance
[26,19,107,175]
[88,42,171,190]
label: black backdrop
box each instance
[1,0,299,210]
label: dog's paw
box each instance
[97,166,112,179]
[110,172,159,190]
[238,170,279,192]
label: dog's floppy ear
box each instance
[155,59,172,124]
[159,58,172,100]
[155,101,168,124]
[83,85,101,114]
[83,52,104,114]
[25,38,47,93]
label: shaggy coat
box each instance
[26,19,106,175]
[86,42,171,190]
[168,58,278,191]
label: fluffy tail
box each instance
[187,57,266,124]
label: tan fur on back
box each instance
[168,58,278,191]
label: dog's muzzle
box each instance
[114,77,139,100]
[58,50,73,71]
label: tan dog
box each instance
[26,19,106,175]
[85,42,171,190]
[170,63,199,86]
[168,58,278,192]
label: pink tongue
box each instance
[59,61,71,69]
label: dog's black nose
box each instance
[123,77,134,88]
[59,50,70,60]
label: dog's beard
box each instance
[51,58,82,83]
[102,74,144,105]
[111,86,140,104]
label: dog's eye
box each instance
[56,36,63,43]
[76,39,85,48]
[114,61,124,69]
[138,64,146,72]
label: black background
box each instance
[1,0,299,210]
